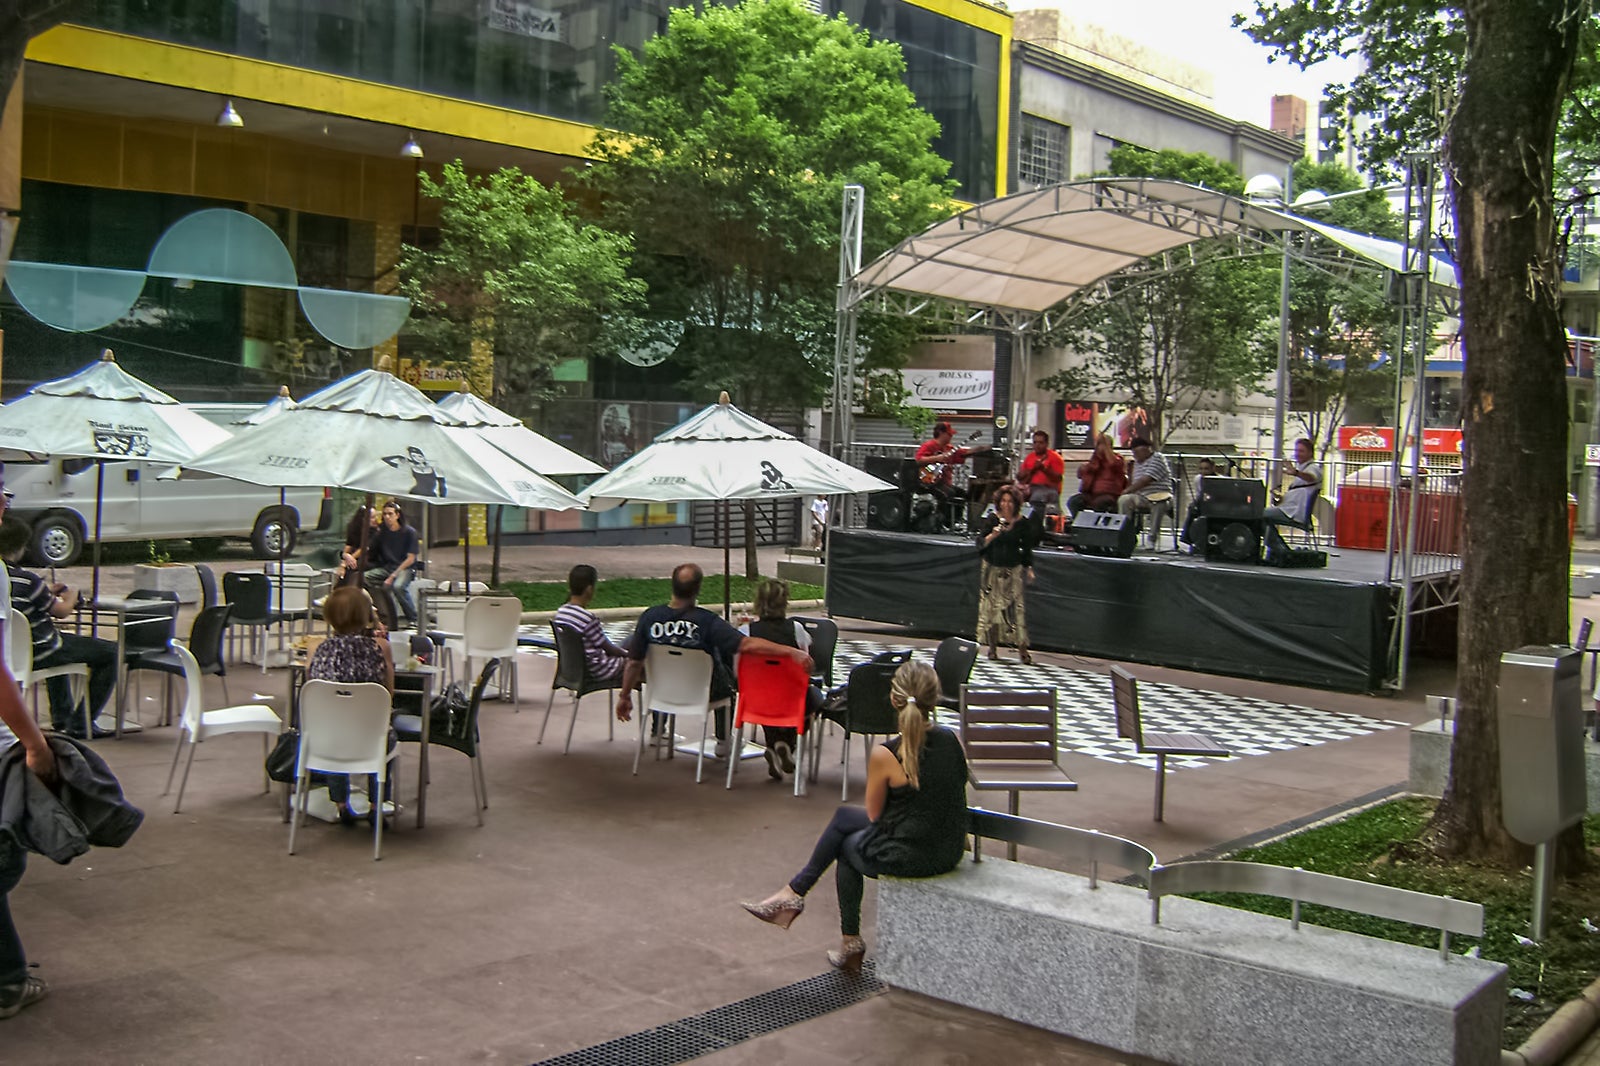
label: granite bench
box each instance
[877,814,1508,1066]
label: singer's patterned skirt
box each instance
[978,561,1028,648]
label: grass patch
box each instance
[500,575,825,613]
[1189,797,1600,1048]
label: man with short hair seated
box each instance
[0,517,117,738]
[1266,438,1323,528]
[552,564,628,681]
[1117,437,1175,518]
[614,563,810,758]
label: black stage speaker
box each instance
[866,489,908,531]
[864,455,914,491]
[1068,511,1136,558]
[1194,516,1263,563]
[1198,477,1267,521]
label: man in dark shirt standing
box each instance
[363,499,420,627]
[615,564,809,757]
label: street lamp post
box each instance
[1246,168,1295,480]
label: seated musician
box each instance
[1016,431,1064,515]
[1265,439,1322,528]
[1066,434,1127,516]
[1180,456,1218,547]
[1116,437,1174,518]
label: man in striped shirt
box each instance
[1117,436,1175,519]
[0,518,117,738]
[552,564,627,681]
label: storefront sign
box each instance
[899,368,992,411]
[1164,408,1247,445]
[398,358,468,392]
[1337,426,1464,455]
[486,0,564,41]
[1586,444,1600,467]
[1058,401,1097,448]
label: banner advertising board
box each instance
[486,0,564,42]
[899,368,993,411]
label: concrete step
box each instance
[776,559,826,585]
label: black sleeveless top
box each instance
[747,617,801,648]
[857,726,970,876]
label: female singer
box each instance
[976,484,1034,664]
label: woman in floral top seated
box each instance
[306,587,395,822]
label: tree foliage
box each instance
[399,161,645,411]
[580,0,955,416]
[0,2,84,120]
[1037,147,1277,441]
[1279,160,1403,457]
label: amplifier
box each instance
[1194,516,1263,564]
[1198,476,1266,521]
[866,489,908,531]
[1068,511,1136,558]
[863,455,917,492]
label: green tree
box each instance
[1038,146,1278,441]
[399,161,646,411]
[1280,160,1402,457]
[1243,0,1588,868]
[581,0,956,418]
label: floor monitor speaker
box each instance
[1196,517,1263,563]
[1068,511,1136,558]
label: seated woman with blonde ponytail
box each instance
[739,661,970,971]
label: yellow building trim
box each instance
[27,25,600,160]
[896,0,1011,194]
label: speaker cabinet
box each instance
[1198,477,1267,521]
[1068,511,1136,558]
[864,455,918,491]
[1195,516,1263,563]
[867,490,908,531]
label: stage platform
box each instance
[825,529,1460,693]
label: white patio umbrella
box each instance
[0,349,232,604]
[580,393,892,614]
[179,368,584,630]
[432,390,604,585]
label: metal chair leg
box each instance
[1154,752,1167,822]
[564,692,581,753]
[173,736,200,814]
[633,709,646,776]
[163,730,186,796]
[538,688,557,744]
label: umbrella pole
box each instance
[420,503,431,634]
[490,506,503,588]
[90,460,105,635]
[722,499,731,620]
[276,487,288,659]
[461,504,471,590]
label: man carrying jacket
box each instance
[0,649,56,1019]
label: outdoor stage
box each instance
[826,528,1461,692]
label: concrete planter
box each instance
[131,563,201,605]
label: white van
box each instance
[4,403,331,566]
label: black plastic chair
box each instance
[120,591,179,724]
[812,650,910,798]
[539,624,621,753]
[933,636,980,711]
[223,571,287,671]
[128,605,234,717]
[793,616,839,689]
[393,659,495,825]
[194,564,218,610]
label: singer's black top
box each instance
[976,513,1033,568]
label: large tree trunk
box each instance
[1431,0,1584,866]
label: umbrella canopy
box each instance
[234,385,299,425]
[0,349,231,463]
[179,368,583,511]
[580,394,891,509]
[434,391,604,477]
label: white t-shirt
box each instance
[1282,461,1323,524]
[810,498,829,526]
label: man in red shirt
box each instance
[1016,431,1064,513]
[913,421,988,493]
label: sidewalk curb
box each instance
[1501,974,1600,1066]
[519,599,827,627]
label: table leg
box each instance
[113,610,127,738]
[416,675,432,829]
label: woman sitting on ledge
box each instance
[739,661,969,970]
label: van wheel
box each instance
[251,509,297,559]
[30,513,84,567]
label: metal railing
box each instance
[1147,859,1483,961]
[966,808,1158,887]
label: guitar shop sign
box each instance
[900,369,992,412]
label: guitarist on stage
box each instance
[913,422,992,533]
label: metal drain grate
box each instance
[530,963,885,1066]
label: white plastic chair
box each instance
[264,561,318,640]
[163,643,284,813]
[633,645,729,784]
[455,596,522,706]
[289,680,397,861]
[7,607,90,736]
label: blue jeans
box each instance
[0,847,27,985]
[365,566,416,623]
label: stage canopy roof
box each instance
[846,178,1458,322]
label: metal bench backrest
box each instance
[1109,665,1143,745]
[959,685,1060,767]
[966,808,1157,887]
[1148,860,1484,960]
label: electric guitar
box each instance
[919,430,991,486]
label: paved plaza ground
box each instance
[0,540,1589,1063]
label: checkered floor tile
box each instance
[524,625,1397,771]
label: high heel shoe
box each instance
[740,896,804,929]
[827,936,866,973]
[1019,648,1034,666]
